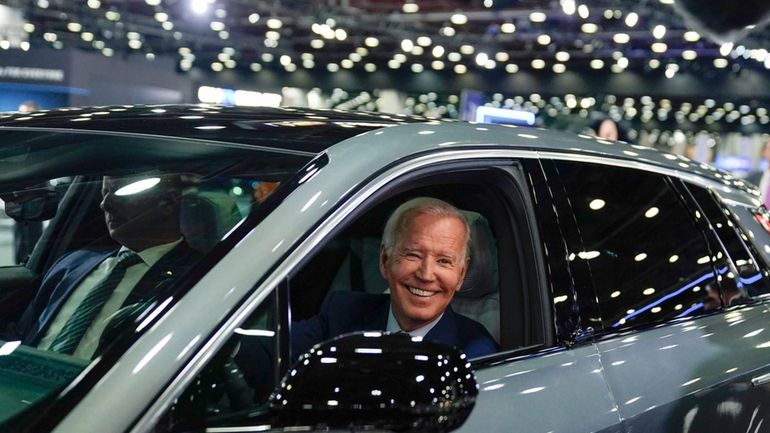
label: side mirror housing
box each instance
[269,332,478,432]
[3,189,59,221]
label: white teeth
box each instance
[408,286,434,297]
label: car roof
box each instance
[0,104,754,197]
[0,104,428,154]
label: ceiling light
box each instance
[411,46,424,55]
[451,14,468,25]
[248,13,260,23]
[267,18,283,29]
[401,38,414,51]
[327,63,339,72]
[555,51,570,62]
[475,52,489,66]
[530,12,547,23]
[506,63,519,73]
[441,26,456,36]
[500,22,516,34]
[364,63,376,72]
[590,59,604,69]
[266,30,280,40]
[561,0,576,15]
[211,62,223,71]
[365,37,379,47]
[356,47,368,56]
[495,51,509,62]
[683,30,700,42]
[531,59,546,69]
[87,0,100,8]
[388,59,401,69]
[649,59,660,69]
[432,60,445,70]
[448,52,461,62]
[349,52,362,62]
[261,53,274,62]
[190,0,210,15]
[432,45,445,57]
[162,21,173,30]
[394,53,407,62]
[613,33,630,44]
[417,36,432,46]
[719,42,733,56]
[67,22,82,32]
[411,63,424,73]
[537,34,551,45]
[210,21,225,31]
[335,29,347,40]
[105,11,120,21]
[460,44,474,55]
[454,64,467,74]
[624,12,638,27]
[310,39,324,49]
[617,57,629,68]
[553,63,566,73]
[128,39,142,49]
[577,4,589,19]
[651,42,668,53]
[581,23,598,33]
[402,2,419,13]
[652,24,666,39]
[682,50,697,60]
[484,59,496,69]
[341,59,354,69]
[81,32,94,41]
[713,58,728,68]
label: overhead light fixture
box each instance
[624,12,638,27]
[364,37,379,47]
[590,59,604,69]
[577,4,589,19]
[402,2,419,13]
[500,22,516,33]
[651,42,667,53]
[451,13,467,25]
[555,51,570,62]
[652,24,666,39]
[190,0,212,15]
[529,12,547,23]
[613,33,630,44]
[683,31,700,42]
[537,34,551,45]
[581,23,598,33]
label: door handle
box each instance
[751,372,770,387]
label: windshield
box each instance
[0,130,311,424]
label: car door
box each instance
[126,149,623,433]
[543,157,770,433]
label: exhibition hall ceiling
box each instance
[2,0,770,78]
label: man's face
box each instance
[380,212,468,332]
[100,176,171,248]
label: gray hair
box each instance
[381,197,471,260]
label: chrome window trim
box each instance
[131,147,735,432]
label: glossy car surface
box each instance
[0,105,769,433]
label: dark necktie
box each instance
[49,250,143,354]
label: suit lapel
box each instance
[360,294,390,330]
[32,249,115,343]
[425,306,461,348]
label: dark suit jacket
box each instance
[292,291,498,359]
[5,242,200,345]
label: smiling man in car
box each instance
[291,197,498,359]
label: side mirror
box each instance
[2,189,59,221]
[269,332,478,432]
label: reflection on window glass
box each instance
[0,132,309,426]
[554,162,717,330]
[687,185,769,302]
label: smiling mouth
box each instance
[408,286,436,297]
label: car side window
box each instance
[685,184,770,302]
[551,161,719,331]
[287,191,502,359]
[152,291,278,432]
